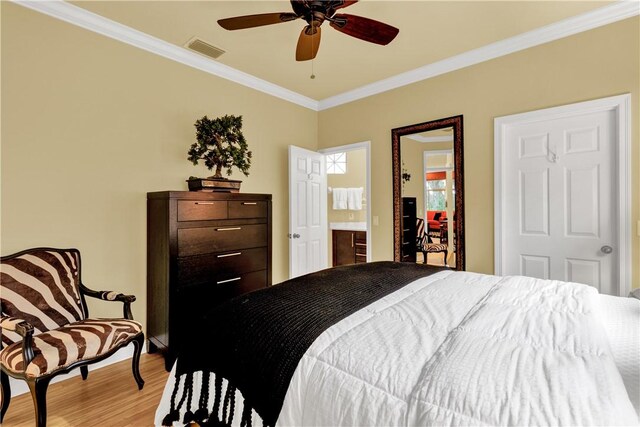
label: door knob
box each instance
[601,245,613,254]
[288,233,301,239]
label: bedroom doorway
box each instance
[422,149,455,266]
[494,94,631,296]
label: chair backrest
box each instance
[1,248,85,346]
[416,218,427,250]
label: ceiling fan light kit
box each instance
[217,0,399,62]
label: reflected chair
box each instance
[0,247,144,427]
[416,218,448,265]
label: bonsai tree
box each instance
[188,115,252,179]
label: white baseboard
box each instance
[8,343,146,397]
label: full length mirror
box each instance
[392,116,465,270]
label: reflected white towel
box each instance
[347,187,363,210]
[332,188,348,210]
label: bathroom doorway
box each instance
[319,142,371,266]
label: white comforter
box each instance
[157,271,639,426]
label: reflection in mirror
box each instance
[392,116,465,270]
[401,128,455,266]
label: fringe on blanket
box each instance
[162,372,260,427]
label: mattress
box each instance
[155,273,640,425]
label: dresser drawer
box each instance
[176,248,267,288]
[228,201,268,219]
[178,224,267,256]
[176,270,267,314]
[178,200,227,221]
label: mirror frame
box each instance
[392,115,465,270]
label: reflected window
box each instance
[426,177,454,211]
[326,152,346,174]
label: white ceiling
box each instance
[69,1,618,101]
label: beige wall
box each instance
[318,17,640,288]
[0,3,317,322]
[399,137,425,218]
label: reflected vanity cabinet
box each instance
[146,191,272,370]
[401,197,417,262]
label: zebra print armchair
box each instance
[0,247,144,427]
[416,218,448,265]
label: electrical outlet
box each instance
[373,216,379,226]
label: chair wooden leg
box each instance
[80,366,89,381]
[1,370,11,422]
[131,334,145,390]
[27,377,51,427]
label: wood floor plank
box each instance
[1,353,169,427]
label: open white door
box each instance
[289,145,327,278]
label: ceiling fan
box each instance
[218,0,399,61]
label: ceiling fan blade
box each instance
[333,1,358,10]
[330,14,399,45]
[218,13,299,30]
[296,26,321,61]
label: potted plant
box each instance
[186,115,252,192]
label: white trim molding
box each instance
[13,0,319,111]
[494,94,632,297]
[12,1,639,112]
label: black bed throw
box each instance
[162,261,444,427]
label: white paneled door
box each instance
[496,95,631,296]
[288,145,327,278]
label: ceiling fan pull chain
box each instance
[310,28,316,79]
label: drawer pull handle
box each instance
[355,243,366,246]
[217,277,241,285]
[195,202,215,205]
[356,254,367,257]
[242,202,257,205]
[217,252,242,258]
[216,227,242,231]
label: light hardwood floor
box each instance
[1,353,169,427]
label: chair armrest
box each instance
[0,316,36,366]
[80,284,136,320]
[1,316,33,336]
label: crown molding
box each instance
[317,1,640,110]
[406,135,454,143]
[13,1,639,113]
[13,0,319,111]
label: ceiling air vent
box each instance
[185,37,225,60]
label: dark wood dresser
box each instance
[332,230,367,266]
[401,197,417,262]
[146,191,272,370]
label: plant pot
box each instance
[186,177,242,192]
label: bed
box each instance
[155,262,639,426]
